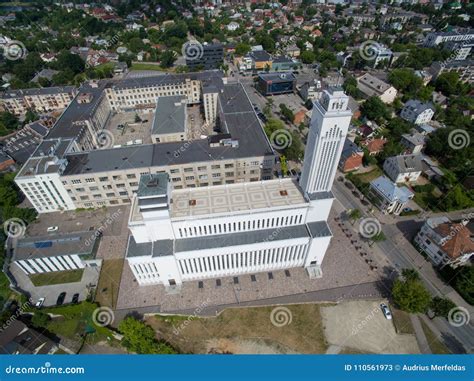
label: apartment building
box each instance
[15,73,276,213]
[430,59,474,84]
[423,29,474,47]
[0,86,76,116]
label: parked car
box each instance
[35,297,45,309]
[47,226,58,233]
[72,293,79,304]
[56,292,66,306]
[380,303,392,320]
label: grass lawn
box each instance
[29,269,84,286]
[420,319,451,354]
[41,302,116,345]
[95,259,124,309]
[131,63,172,72]
[391,308,415,335]
[353,167,383,183]
[147,304,328,354]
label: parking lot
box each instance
[104,110,153,146]
[321,300,420,354]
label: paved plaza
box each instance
[115,210,387,314]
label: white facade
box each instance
[126,88,352,287]
[299,88,352,196]
[400,100,434,125]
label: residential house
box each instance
[421,156,444,181]
[401,132,426,154]
[339,139,364,172]
[0,320,59,354]
[286,45,301,58]
[368,175,414,215]
[415,217,474,268]
[400,100,435,125]
[361,137,387,156]
[383,154,423,183]
[357,73,397,104]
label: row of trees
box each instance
[392,269,461,318]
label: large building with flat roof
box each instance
[256,72,296,96]
[125,88,352,287]
[14,72,276,213]
[0,86,76,116]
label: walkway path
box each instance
[410,314,431,354]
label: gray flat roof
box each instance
[1,86,75,99]
[62,83,274,176]
[47,82,107,140]
[126,235,174,258]
[151,96,186,136]
[14,231,99,261]
[307,221,332,238]
[175,224,310,253]
[257,72,296,83]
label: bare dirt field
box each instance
[146,304,329,354]
[321,300,420,354]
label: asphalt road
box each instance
[332,178,474,353]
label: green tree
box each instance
[348,208,361,224]
[300,50,316,64]
[430,297,456,318]
[279,104,294,123]
[360,96,390,123]
[31,311,50,328]
[235,43,250,56]
[160,50,176,68]
[118,317,177,354]
[402,268,420,282]
[392,277,431,313]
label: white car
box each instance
[47,226,59,233]
[35,297,45,309]
[380,303,392,320]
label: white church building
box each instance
[125,87,353,287]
